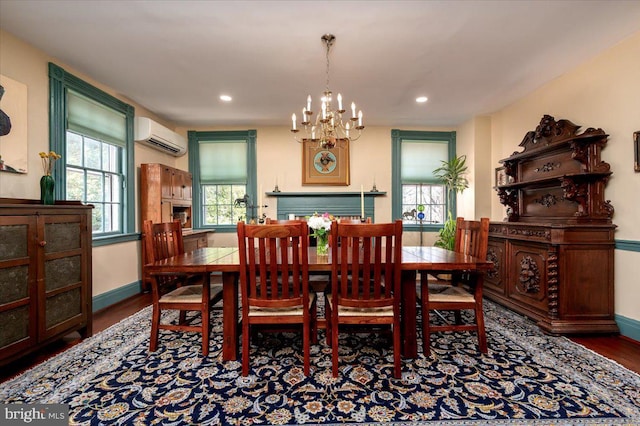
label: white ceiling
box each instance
[2,0,640,128]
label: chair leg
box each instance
[179,311,187,325]
[325,300,332,346]
[150,304,160,352]
[242,318,250,376]
[393,319,401,378]
[201,304,210,357]
[476,299,488,353]
[421,284,430,357]
[303,318,310,376]
[332,312,339,377]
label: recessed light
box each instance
[416,96,428,103]
[220,95,232,102]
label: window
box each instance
[391,130,456,230]
[49,63,136,245]
[188,130,256,232]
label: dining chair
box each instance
[237,221,317,376]
[326,219,403,378]
[143,220,222,356]
[420,217,490,356]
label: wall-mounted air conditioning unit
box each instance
[134,117,187,157]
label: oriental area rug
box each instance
[1,299,639,425]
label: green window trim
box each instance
[48,63,135,243]
[188,130,257,232]
[391,129,456,231]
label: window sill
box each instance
[92,232,140,247]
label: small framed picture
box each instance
[302,139,350,185]
[634,131,639,172]
[495,166,507,186]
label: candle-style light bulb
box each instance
[345,122,350,137]
[358,110,363,127]
[337,93,343,110]
[307,95,312,111]
[351,102,356,118]
[292,113,297,130]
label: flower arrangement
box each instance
[39,151,62,176]
[307,212,334,255]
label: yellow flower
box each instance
[40,150,62,176]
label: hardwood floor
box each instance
[1,292,638,384]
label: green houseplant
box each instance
[433,154,469,250]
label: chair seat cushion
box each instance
[248,292,316,317]
[160,283,222,303]
[326,294,394,317]
[428,284,474,303]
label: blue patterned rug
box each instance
[1,299,638,425]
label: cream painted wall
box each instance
[489,31,640,322]
[0,30,186,297]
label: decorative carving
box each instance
[516,115,581,154]
[497,188,519,222]
[547,251,559,319]
[600,200,615,218]
[560,178,589,216]
[486,248,500,280]
[507,228,551,240]
[517,256,540,294]
[533,193,559,208]
[534,162,561,173]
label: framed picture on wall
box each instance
[634,131,639,172]
[302,139,350,185]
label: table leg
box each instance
[222,271,239,361]
[401,269,418,358]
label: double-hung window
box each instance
[188,130,256,232]
[48,63,135,245]
[391,130,456,230]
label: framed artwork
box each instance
[302,139,350,185]
[0,74,28,174]
[635,131,640,172]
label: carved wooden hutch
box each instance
[487,115,618,334]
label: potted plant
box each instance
[433,154,469,250]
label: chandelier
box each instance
[290,34,364,149]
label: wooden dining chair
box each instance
[143,220,222,356]
[237,221,317,376]
[326,220,403,378]
[420,217,490,356]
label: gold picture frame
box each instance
[302,139,350,185]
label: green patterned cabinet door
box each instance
[0,215,38,360]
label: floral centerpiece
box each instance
[39,151,62,205]
[307,212,333,255]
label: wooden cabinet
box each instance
[0,199,93,365]
[141,163,193,228]
[488,115,617,335]
[140,163,212,291]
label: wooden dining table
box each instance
[145,245,493,361]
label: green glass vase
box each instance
[40,174,55,205]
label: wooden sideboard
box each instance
[0,199,93,365]
[488,115,618,335]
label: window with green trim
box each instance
[391,130,456,230]
[49,63,136,244]
[188,130,256,232]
